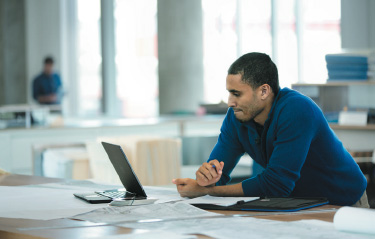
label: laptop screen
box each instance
[101,142,147,198]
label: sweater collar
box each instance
[264,87,284,126]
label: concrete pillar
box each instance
[369,0,375,48]
[341,0,375,48]
[25,0,62,105]
[157,0,204,114]
[0,0,27,105]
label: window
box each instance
[202,0,272,104]
[114,0,158,118]
[300,0,341,84]
[274,0,299,88]
[202,0,341,103]
[75,0,158,118]
[202,0,238,104]
[74,1,341,116]
[77,0,102,116]
[239,0,272,55]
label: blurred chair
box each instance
[0,168,10,175]
[43,146,90,180]
[86,136,182,186]
[33,144,91,180]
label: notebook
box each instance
[73,142,148,204]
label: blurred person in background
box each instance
[32,56,63,105]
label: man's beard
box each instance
[235,107,263,123]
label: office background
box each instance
[0,0,375,208]
[1,0,375,117]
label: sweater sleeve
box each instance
[242,98,320,197]
[32,77,41,100]
[208,108,244,185]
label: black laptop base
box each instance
[74,189,147,204]
[74,192,112,204]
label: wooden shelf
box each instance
[354,157,374,163]
[292,81,375,87]
[330,124,375,130]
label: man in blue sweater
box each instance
[33,57,63,105]
[173,52,368,207]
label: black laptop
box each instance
[73,142,147,204]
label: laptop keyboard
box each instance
[97,191,128,199]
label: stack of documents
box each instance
[325,49,375,82]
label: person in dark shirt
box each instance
[172,52,368,207]
[32,56,63,104]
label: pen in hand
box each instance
[211,164,222,174]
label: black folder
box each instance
[192,197,329,212]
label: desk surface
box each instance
[0,174,339,239]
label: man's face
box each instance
[44,63,53,75]
[226,74,264,123]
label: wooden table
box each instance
[0,174,339,239]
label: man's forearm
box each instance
[206,182,244,197]
[38,94,57,103]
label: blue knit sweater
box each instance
[209,88,367,206]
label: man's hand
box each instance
[38,94,57,104]
[196,160,224,187]
[172,178,209,198]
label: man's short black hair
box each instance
[44,56,54,65]
[228,52,279,95]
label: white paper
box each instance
[120,216,375,239]
[338,111,368,126]
[334,206,375,235]
[143,186,185,204]
[297,219,335,228]
[29,180,123,191]
[87,231,197,239]
[0,186,107,220]
[72,202,219,223]
[184,195,258,206]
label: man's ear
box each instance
[260,84,271,99]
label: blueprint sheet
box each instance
[119,216,375,239]
[72,202,219,223]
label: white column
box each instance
[60,0,79,116]
[101,0,118,116]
